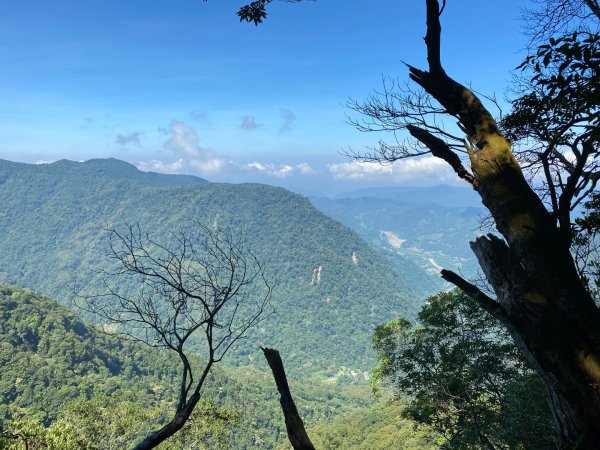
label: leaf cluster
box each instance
[235,0,306,25]
[500,29,600,252]
[0,396,238,450]
[237,0,271,25]
[372,290,554,449]
[507,32,600,143]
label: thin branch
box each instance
[441,269,509,324]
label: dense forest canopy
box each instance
[0,158,432,377]
[1,286,435,449]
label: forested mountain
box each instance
[2,285,432,448]
[334,185,481,208]
[0,158,431,377]
[311,190,484,283]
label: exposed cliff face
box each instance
[310,265,323,286]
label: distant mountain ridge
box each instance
[311,186,484,281]
[334,185,481,208]
[0,158,206,186]
[0,158,431,377]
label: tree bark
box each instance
[262,347,315,450]
[415,1,600,447]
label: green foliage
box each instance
[235,0,304,25]
[578,192,600,234]
[297,401,438,450]
[1,396,238,450]
[574,192,600,298]
[56,396,165,449]
[0,286,389,449]
[237,0,270,25]
[0,159,425,377]
[0,285,195,424]
[167,398,239,449]
[505,31,600,143]
[57,396,238,450]
[526,32,599,98]
[0,413,94,450]
[372,290,554,449]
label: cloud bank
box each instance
[327,157,455,184]
[135,121,459,189]
[136,120,315,181]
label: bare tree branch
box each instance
[77,221,272,449]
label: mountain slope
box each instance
[0,285,179,424]
[0,285,386,448]
[310,193,484,281]
[335,185,481,208]
[0,159,428,376]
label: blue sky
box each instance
[0,0,527,194]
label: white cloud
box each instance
[135,120,316,181]
[328,161,393,180]
[245,162,315,178]
[297,163,316,175]
[328,157,454,183]
[394,157,455,181]
[245,162,293,178]
[189,158,228,175]
[160,120,228,176]
[246,162,267,171]
[137,158,185,173]
[165,120,208,158]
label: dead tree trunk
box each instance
[262,347,315,450]
[409,1,600,447]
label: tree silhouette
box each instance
[79,221,272,449]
